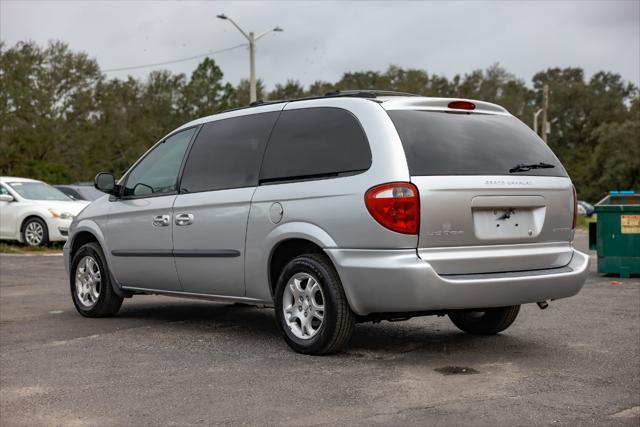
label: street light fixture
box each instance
[217,14,283,103]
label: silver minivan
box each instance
[64,91,589,355]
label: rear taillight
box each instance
[365,182,419,234]
[572,185,577,229]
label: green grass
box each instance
[576,215,596,231]
[0,242,64,254]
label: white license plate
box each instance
[473,208,538,240]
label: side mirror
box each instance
[0,194,14,202]
[94,172,117,195]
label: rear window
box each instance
[259,107,371,182]
[388,110,567,177]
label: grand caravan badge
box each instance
[485,179,533,186]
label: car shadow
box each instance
[113,299,546,360]
[346,321,540,360]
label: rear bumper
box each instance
[326,247,589,316]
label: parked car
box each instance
[0,177,89,246]
[64,92,589,355]
[577,200,595,217]
[55,183,105,201]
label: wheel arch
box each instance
[268,238,326,298]
[70,230,100,258]
[68,220,107,258]
[262,221,339,299]
[68,222,131,299]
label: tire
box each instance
[275,253,354,355]
[22,217,49,247]
[448,305,520,335]
[70,242,123,317]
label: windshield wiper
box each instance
[509,162,556,173]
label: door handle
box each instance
[175,213,194,226]
[152,214,170,227]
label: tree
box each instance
[532,68,637,199]
[452,64,532,119]
[234,78,266,106]
[586,97,640,201]
[307,80,335,96]
[1,39,637,200]
[88,77,147,177]
[181,57,235,118]
[0,41,101,182]
[267,79,304,100]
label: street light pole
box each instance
[217,14,283,104]
[249,32,256,103]
[533,108,543,136]
[541,83,550,144]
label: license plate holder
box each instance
[473,207,538,240]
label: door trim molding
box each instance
[120,285,272,306]
[111,249,240,258]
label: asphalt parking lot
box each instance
[1,232,638,426]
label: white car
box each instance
[0,177,90,246]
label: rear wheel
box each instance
[448,305,520,335]
[70,242,123,317]
[275,254,354,355]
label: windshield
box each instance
[388,110,567,177]
[8,182,73,201]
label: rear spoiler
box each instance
[381,97,510,115]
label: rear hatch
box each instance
[387,107,575,275]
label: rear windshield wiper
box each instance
[509,162,556,173]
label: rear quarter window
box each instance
[259,107,371,182]
[388,110,567,177]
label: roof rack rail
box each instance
[219,90,420,115]
[323,90,419,98]
[248,99,284,107]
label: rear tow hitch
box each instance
[536,301,549,310]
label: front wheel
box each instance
[448,305,520,335]
[22,217,49,247]
[70,242,123,317]
[275,254,354,355]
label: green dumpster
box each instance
[589,191,640,278]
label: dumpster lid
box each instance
[595,190,640,211]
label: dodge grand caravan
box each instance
[64,91,589,355]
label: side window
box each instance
[259,107,371,182]
[0,186,8,195]
[124,128,196,197]
[180,112,278,193]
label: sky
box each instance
[1,0,639,90]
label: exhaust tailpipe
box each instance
[536,301,549,310]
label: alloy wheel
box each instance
[24,221,44,246]
[282,272,325,340]
[75,256,102,308]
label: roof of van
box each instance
[179,91,511,131]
